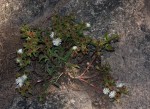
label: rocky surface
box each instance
[0,0,150,109]
[7,87,93,109]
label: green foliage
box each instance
[16,14,127,100]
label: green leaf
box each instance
[105,44,114,51]
[47,68,53,75]
[38,94,46,102]
[64,50,72,61]
[47,67,57,76]
[21,25,29,33]
[39,55,49,62]
[104,33,108,40]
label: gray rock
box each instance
[0,0,150,109]
[8,89,92,109]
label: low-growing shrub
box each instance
[16,14,127,101]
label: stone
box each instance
[0,0,150,109]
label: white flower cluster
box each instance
[50,32,62,46]
[103,88,116,98]
[16,74,27,88]
[50,32,55,39]
[86,23,91,28]
[72,46,78,50]
[103,88,110,95]
[17,49,23,54]
[116,81,125,88]
[109,91,116,98]
[52,38,62,46]
[16,58,23,66]
[16,58,21,63]
[103,82,125,98]
[16,49,23,65]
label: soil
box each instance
[0,0,150,109]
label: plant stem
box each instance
[79,78,102,93]
[78,54,97,78]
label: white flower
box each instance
[22,74,27,80]
[26,37,31,41]
[50,32,55,39]
[16,77,23,88]
[72,46,77,50]
[116,82,125,88]
[16,74,27,88]
[86,23,91,27]
[52,38,62,46]
[109,91,116,98]
[16,58,21,63]
[103,88,110,95]
[17,49,23,54]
